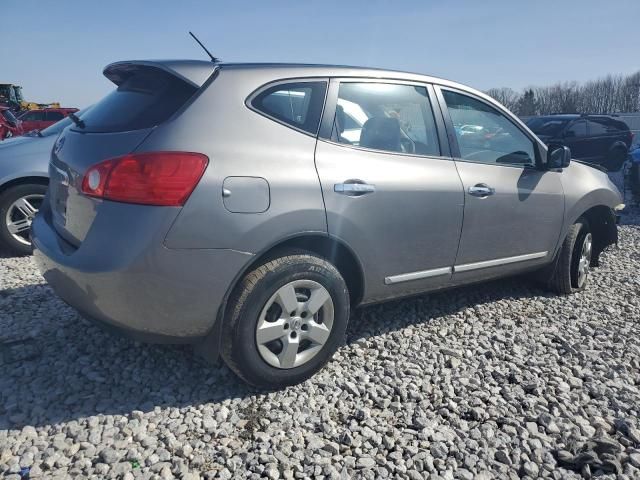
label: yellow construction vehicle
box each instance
[0,84,59,112]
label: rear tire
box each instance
[605,148,627,172]
[0,183,47,256]
[547,218,592,294]
[221,252,350,388]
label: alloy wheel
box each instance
[255,279,334,369]
[5,194,44,246]
[577,232,592,288]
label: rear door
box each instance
[436,87,564,282]
[314,79,464,302]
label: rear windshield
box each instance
[77,68,197,133]
[526,117,569,136]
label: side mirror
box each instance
[564,130,576,138]
[547,143,571,169]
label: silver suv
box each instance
[32,60,622,388]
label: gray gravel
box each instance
[1,183,640,479]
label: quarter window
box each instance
[252,81,327,135]
[444,90,536,166]
[333,82,440,156]
[565,120,587,138]
[45,111,65,122]
[20,111,43,121]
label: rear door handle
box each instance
[334,181,376,196]
[468,184,495,197]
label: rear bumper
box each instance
[32,199,252,343]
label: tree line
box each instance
[485,71,640,117]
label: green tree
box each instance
[516,89,538,116]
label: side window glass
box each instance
[252,81,327,135]
[46,111,64,122]
[587,119,609,135]
[444,90,536,166]
[333,82,440,156]
[565,121,587,138]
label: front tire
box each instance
[0,183,47,256]
[221,252,350,388]
[548,218,592,294]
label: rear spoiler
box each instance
[103,60,217,89]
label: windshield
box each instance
[13,86,24,103]
[526,117,569,136]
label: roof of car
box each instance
[105,59,487,100]
[537,113,620,120]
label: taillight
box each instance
[81,152,208,206]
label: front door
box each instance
[314,80,464,302]
[438,88,564,281]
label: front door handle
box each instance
[334,181,376,196]
[468,184,495,197]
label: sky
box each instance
[3,0,639,108]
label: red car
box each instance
[18,107,78,134]
[0,107,23,140]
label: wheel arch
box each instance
[578,204,617,266]
[0,175,49,197]
[195,232,366,363]
[238,233,365,308]
[608,140,629,154]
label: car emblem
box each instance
[54,136,65,155]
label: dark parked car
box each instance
[526,114,633,171]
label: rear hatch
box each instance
[48,61,215,246]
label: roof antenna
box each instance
[189,31,219,63]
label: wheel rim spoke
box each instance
[305,287,331,315]
[278,336,299,368]
[15,197,38,217]
[304,322,331,345]
[275,284,299,315]
[7,218,31,234]
[256,319,287,344]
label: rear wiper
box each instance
[68,113,85,129]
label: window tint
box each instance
[565,120,587,138]
[525,117,569,137]
[333,82,440,156]
[444,90,535,166]
[252,81,327,135]
[588,118,625,135]
[45,111,65,122]
[20,111,44,121]
[79,67,198,133]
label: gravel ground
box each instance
[1,180,639,479]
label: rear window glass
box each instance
[526,117,569,137]
[251,81,327,135]
[78,68,198,133]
